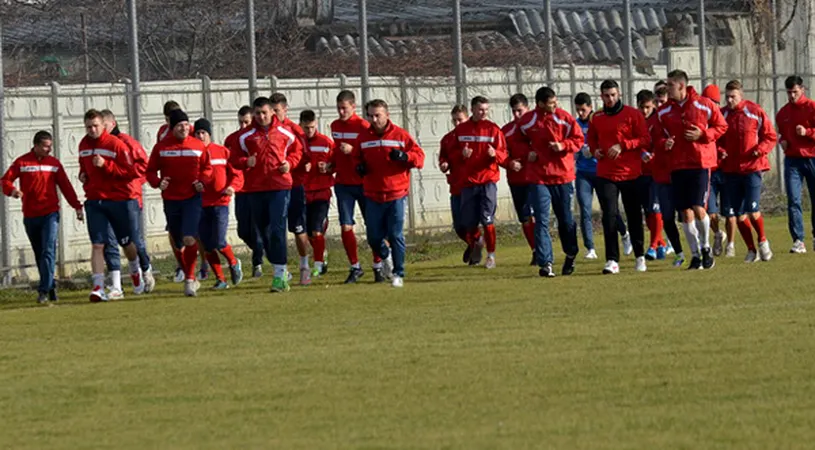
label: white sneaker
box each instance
[173,267,185,283]
[184,279,200,297]
[107,288,124,300]
[602,260,620,274]
[391,276,404,288]
[725,243,736,257]
[791,240,807,254]
[131,269,145,295]
[758,240,773,261]
[635,256,647,272]
[622,233,633,256]
[665,244,675,255]
[744,250,759,263]
[713,231,726,256]
[143,267,155,293]
[382,255,394,280]
[584,248,598,260]
[485,255,496,269]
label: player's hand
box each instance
[487,145,496,158]
[580,145,592,159]
[340,142,353,155]
[720,151,728,159]
[10,189,22,199]
[549,141,564,152]
[684,124,703,142]
[389,149,409,162]
[439,161,449,173]
[278,161,290,173]
[462,144,473,159]
[304,162,312,173]
[78,172,88,184]
[318,161,330,174]
[594,149,604,159]
[224,186,235,196]
[193,180,204,193]
[159,177,171,191]
[641,152,653,163]
[607,144,622,160]
[247,155,257,168]
[527,151,538,162]
[796,125,807,137]
[665,136,675,151]
[92,154,105,168]
[75,208,84,222]
[509,160,522,172]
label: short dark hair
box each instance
[337,90,356,104]
[269,92,288,106]
[574,92,592,106]
[470,96,489,108]
[100,109,116,121]
[785,75,804,90]
[535,86,556,104]
[654,80,667,90]
[667,70,689,84]
[238,105,252,117]
[725,80,743,92]
[600,79,620,91]
[163,100,180,117]
[509,93,528,108]
[655,86,668,97]
[84,109,103,122]
[299,109,317,123]
[450,104,468,115]
[253,97,272,109]
[366,99,389,111]
[33,130,53,146]
[636,89,655,104]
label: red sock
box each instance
[485,224,497,253]
[173,248,184,267]
[372,251,382,264]
[182,244,198,280]
[310,235,326,262]
[218,244,237,267]
[465,229,477,247]
[737,219,756,251]
[750,215,767,243]
[522,220,535,250]
[206,251,225,282]
[649,213,663,249]
[341,229,359,265]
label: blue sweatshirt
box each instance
[575,116,597,174]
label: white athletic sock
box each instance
[273,264,287,278]
[696,215,711,250]
[128,259,140,275]
[682,222,700,257]
[110,270,122,291]
[92,273,105,290]
[314,261,324,272]
[487,252,496,258]
[299,256,309,269]
[372,261,383,269]
[351,262,361,269]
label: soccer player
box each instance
[439,105,476,263]
[300,110,334,278]
[2,131,84,304]
[719,80,777,262]
[655,70,728,270]
[636,90,668,260]
[589,80,650,274]
[232,97,303,293]
[100,109,155,295]
[502,93,536,264]
[573,92,631,259]
[332,90,380,283]
[455,96,508,269]
[358,99,425,287]
[654,81,668,107]
[194,118,244,288]
[147,109,212,297]
[225,105,264,278]
[701,85,731,257]
[78,109,143,302]
[520,87,582,277]
[777,75,815,254]
[270,93,312,285]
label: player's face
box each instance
[472,102,489,121]
[667,78,684,101]
[85,117,105,139]
[726,89,743,109]
[367,106,390,132]
[34,139,53,158]
[539,97,558,113]
[638,100,655,117]
[271,103,288,121]
[254,105,274,127]
[655,94,668,107]
[787,85,804,104]
[451,112,468,127]
[337,101,355,121]
[173,122,190,140]
[601,87,620,109]
[301,120,318,139]
[194,129,211,145]
[511,104,528,121]
[238,114,252,129]
[574,103,592,120]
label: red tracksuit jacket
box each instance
[304,132,335,203]
[331,114,370,186]
[588,105,650,182]
[2,151,83,218]
[359,121,425,203]
[203,143,243,207]
[648,113,671,184]
[230,117,303,192]
[115,131,148,208]
[719,100,777,174]
[282,118,309,188]
[641,112,660,177]
[78,130,137,201]
[454,118,508,185]
[147,135,212,201]
[225,127,249,194]
[776,94,815,158]
[655,86,728,171]
[502,120,533,185]
[438,129,467,195]
[519,107,584,185]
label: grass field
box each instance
[2,216,815,449]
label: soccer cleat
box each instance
[132,270,145,295]
[197,268,209,281]
[602,260,620,275]
[470,238,484,265]
[230,260,244,286]
[311,267,322,278]
[485,255,496,270]
[108,289,125,301]
[688,256,703,270]
[173,267,185,283]
[672,253,685,268]
[758,240,773,261]
[382,255,394,279]
[790,240,807,254]
[622,232,633,256]
[462,245,473,264]
[725,243,736,257]
[213,280,229,290]
[37,293,48,305]
[89,287,109,303]
[529,251,537,266]
[373,268,386,283]
[665,244,675,255]
[701,248,715,270]
[48,289,58,302]
[143,267,156,293]
[635,256,647,272]
[744,249,759,263]
[344,267,364,284]
[253,264,263,278]
[713,231,726,256]
[645,248,657,261]
[562,255,576,276]
[539,263,556,278]
[270,275,290,293]
[299,268,312,286]
[656,245,666,260]
[184,279,201,297]
[391,276,404,288]
[584,248,598,260]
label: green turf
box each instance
[2,217,815,449]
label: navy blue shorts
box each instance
[163,194,203,248]
[671,169,710,211]
[450,194,463,234]
[306,200,330,235]
[335,183,365,226]
[199,205,230,251]
[460,183,498,229]
[707,169,725,214]
[509,184,532,222]
[723,172,763,217]
[85,199,138,246]
[288,185,307,234]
